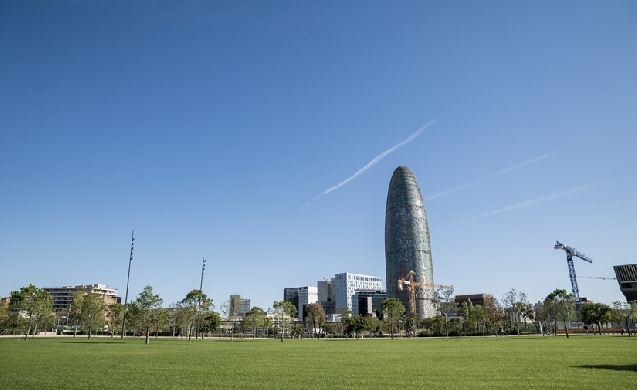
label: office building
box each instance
[283,286,318,320]
[318,279,334,315]
[332,272,383,313]
[385,166,435,319]
[614,264,637,302]
[352,290,387,317]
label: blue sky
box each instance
[1,1,636,310]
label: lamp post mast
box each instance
[200,258,206,291]
[196,258,206,338]
[120,231,134,339]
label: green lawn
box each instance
[0,335,635,389]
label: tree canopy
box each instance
[273,300,297,342]
[381,298,405,339]
[544,289,575,338]
[10,284,54,340]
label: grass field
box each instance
[1,335,635,389]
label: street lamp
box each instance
[121,231,134,339]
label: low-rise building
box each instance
[43,284,119,311]
[352,290,387,317]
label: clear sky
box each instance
[1,1,636,310]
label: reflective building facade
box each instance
[385,166,435,319]
[613,264,637,302]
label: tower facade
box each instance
[385,166,435,319]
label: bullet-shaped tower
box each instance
[385,166,435,319]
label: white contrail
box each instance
[303,119,437,208]
[459,183,594,223]
[424,151,558,202]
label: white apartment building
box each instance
[332,272,383,314]
[283,286,318,320]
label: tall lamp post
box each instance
[196,258,206,338]
[121,231,134,339]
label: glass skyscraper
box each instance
[385,166,435,319]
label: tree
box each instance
[80,292,107,339]
[221,296,242,341]
[10,285,54,340]
[580,302,612,335]
[613,301,636,336]
[501,289,530,335]
[129,286,163,344]
[272,300,297,342]
[305,303,326,338]
[242,306,265,339]
[544,289,575,338]
[152,308,169,338]
[367,316,383,337]
[343,315,368,338]
[381,298,405,339]
[179,289,212,341]
[322,323,335,337]
[433,286,457,338]
[462,300,485,336]
[106,303,125,338]
[422,316,445,336]
[483,296,502,335]
[199,311,220,336]
[260,310,272,338]
[0,302,10,330]
[69,291,85,337]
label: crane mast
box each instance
[554,241,592,309]
[397,270,449,315]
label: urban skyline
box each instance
[1,2,635,310]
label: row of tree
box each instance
[3,283,635,341]
[426,286,636,338]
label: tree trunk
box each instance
[87,327,91,340]
[564,322,569,338]
[188,325,192,341]
[145,327,150,344]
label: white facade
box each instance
[298,286,318,320]
[332,273,382,313]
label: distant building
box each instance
[352,290,387,317]
[614,264,637,302]
[332,272,383,313]
[283,286,318,320]
[43,284,119,312]
[318,279,334,315]
[229,295,251,317]
[455,294,492,307]
[318,279,332,302]
[455,293,493,316]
